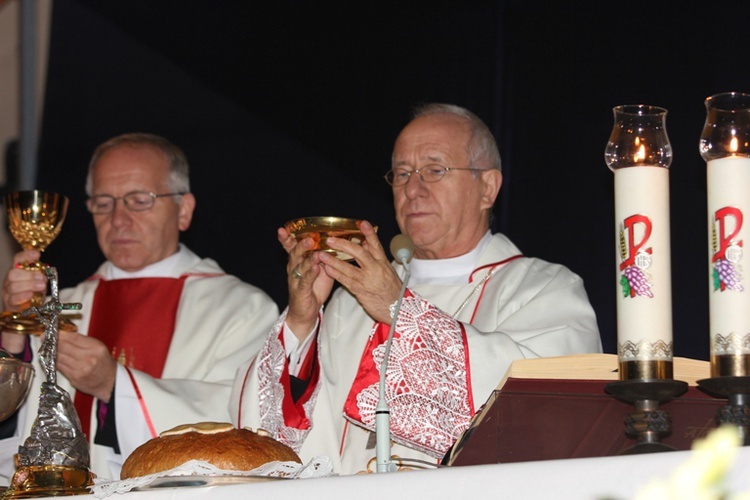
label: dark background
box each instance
[14,0,750,360]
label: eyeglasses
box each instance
[86,191,186,214]
[384,164,484,186]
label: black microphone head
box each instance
[390,234,415,264]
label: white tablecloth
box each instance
[43,446,750,500]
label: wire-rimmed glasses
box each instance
[384,164,483,186]
[86,191,186,214]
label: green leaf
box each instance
[620,274,630,298]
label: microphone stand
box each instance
[375,258,411,473]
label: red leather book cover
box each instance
[447,378,724,466]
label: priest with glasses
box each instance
[0,133,278,481]
[231,104,602,475]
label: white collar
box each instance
[409,231,493,285]
[103,244,192,279]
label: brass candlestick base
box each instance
[3,465,94,498]
[697,376,750,446]
[605,379,688,454]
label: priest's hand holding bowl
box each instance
[278,223,335,342]
[317,221,403,324]
[279,218,402,340]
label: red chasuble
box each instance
[73,276,188,438]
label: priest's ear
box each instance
[177,193,196,232]
[480,168,502,209]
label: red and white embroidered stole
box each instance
[340,256,522,458]
[342,291,473,458]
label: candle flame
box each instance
[729,136,739,153]
[633,141,646,163]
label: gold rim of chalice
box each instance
[284,216,377,262]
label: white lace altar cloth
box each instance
[90,457,334,497]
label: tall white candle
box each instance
[614,166,672,364]
[706,157,750,374]
[606,104,673,380]
[700,92,750,377]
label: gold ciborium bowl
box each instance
[285,216,375,261]
[0,190,73,335]
[0,349,34,422]
[6,190,68,260]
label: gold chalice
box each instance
[0,190,72,334]
[285,216,376,261]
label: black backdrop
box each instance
[26,0,750,360]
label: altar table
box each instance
[31,445,750,500]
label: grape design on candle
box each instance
[618,215,655,298]
[711,207,744,292]
[621,265,654,298]
[714,259,743,292]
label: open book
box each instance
[496,352,710,389]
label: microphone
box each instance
[376,234,414,473]
[389,234,415,265]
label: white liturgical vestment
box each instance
[231,233,601,475]
[0,246,278,481]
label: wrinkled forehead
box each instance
[91,145,171,190]
[392,114,471,167]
